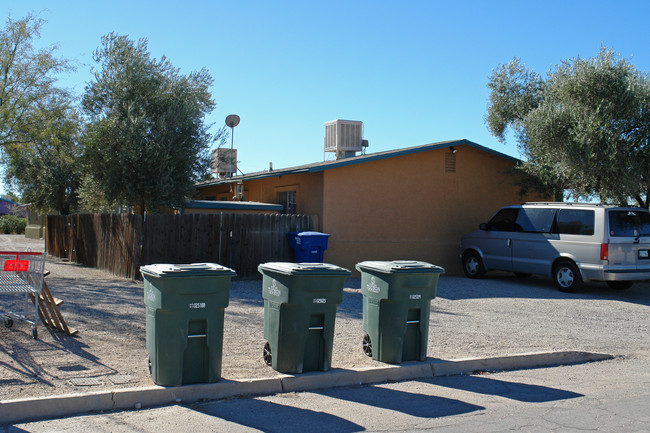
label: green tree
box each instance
[82,33,219,214]
[0,13,71,146]
[0,13,80,214]
[2,192,20,203]
[486,47,650,207]
[77,173,125,213]
[3,92,82,214]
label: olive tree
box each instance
[3,91,82,214]
[486,48,650,206]
[0,13,82,214]
[0,13,71,146]
[82,33,220,213]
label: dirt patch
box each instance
[1,234,649,401]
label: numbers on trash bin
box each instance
[409,294,422,300]
[312,298,326,304]
[189,302,206,309]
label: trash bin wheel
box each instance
[263,341,272,366]
[362,333,373,357]
[31,327,38,339]
[148,357,152,374]
[4,318,13,328]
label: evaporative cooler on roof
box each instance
[324,120,365,159]
[211,148,237,178]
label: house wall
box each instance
[321,145,547,275]
[197,144,548,275]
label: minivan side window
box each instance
[557,209,595,235]
[608,210,650,237]
[486,208,518,231]
[516,208,556,233]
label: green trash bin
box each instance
[140,263,236,386]
[258,262,351,374]
[355,260,444,364]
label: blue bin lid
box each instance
[293,231,330,237]
[140,263,236,278]
[258,262,350,276]
[355,260,445,274]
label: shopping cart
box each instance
[0,251,47,339]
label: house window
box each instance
[278,190,297,214]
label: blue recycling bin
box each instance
[287,231,331,263]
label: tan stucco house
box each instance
[195,139,548,274]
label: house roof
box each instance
[184,200,283,211]
[198,139,520,187]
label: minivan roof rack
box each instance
[523,202,641,208]
[523,202,602,206]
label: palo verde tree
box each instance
[82,33,219,214]
[486,47,650,207]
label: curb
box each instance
[0,350,613,424]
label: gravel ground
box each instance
[1,234,649,402]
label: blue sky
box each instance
[4,1,650,185]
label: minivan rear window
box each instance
[557,209,595,235]
[608,210,650,237]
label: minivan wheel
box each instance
[462,251,485,279]
[553,260,583,292]
[606,281,633,290]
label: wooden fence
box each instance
[46,212,314,279]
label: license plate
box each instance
[639,250,649,259]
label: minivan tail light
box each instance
[600,243,609,261]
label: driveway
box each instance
[0,234,648,403]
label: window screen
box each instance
[278,191,297,215]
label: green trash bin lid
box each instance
[140,263,236,278]
[355,260,445,274]
[258,262,351,276]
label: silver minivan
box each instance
[460,202,650,291]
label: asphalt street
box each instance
[6,353,649,432]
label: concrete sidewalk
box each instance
[0,350,613,424]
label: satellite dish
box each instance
[225,114,240,128]
[223,114,240,178]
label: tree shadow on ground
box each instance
[0,325,118,387]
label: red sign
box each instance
[4,259,28,271]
